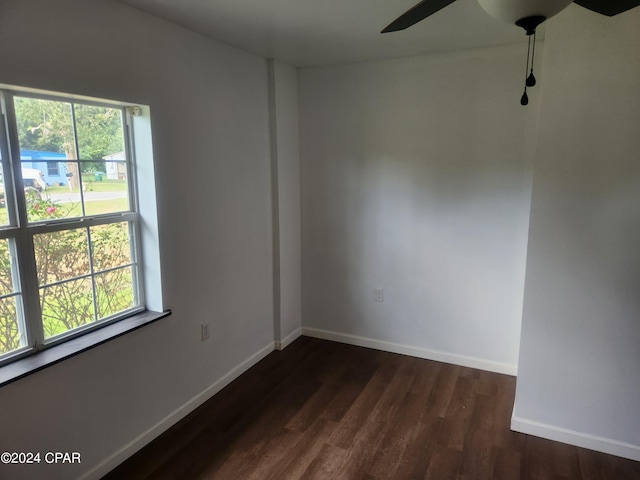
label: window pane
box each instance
[75,105,129,216]
[34,228,90,286]
[26,187,82,223]
[0,167,7,226]
[14,97,76,160]
[14,96,84,223]
[74,105,124,161]
[90,222,132,272]
[0,241,24,356]
[41,278,95,339]
[0,295,21,355]
[95,267,135,319]
[0,239,17,296]
[0,141,10,226]
[83,164,130,216]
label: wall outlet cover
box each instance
[374,288,384,302]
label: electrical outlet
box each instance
[201,322,210,341]
[374,288,384,302]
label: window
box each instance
[0,89,146,365]
[47,162,59,177]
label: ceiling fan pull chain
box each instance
[521,35,532,106]
[527,31,537,87]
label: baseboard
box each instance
[511,416,640,462]
[301,327,517,376]
[275,327,301,351]
[80,341,275,480]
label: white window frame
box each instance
[0,87,149,367]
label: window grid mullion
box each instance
[37,270,93,291]
[0,291,20,301]
[36,260,137,292]
[87,226,99,323]
[0,227,20,240]
[25,212,137,235]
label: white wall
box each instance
[0,1,275,479]
[513,6,640,460]
[268,60,302,348]
[298,44,540,374]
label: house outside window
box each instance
[0,88,147,365]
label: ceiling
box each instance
[116,0,547,67]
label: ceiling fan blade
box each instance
[382,0,459,33]
[573,0,640,16]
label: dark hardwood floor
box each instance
[103,337,640,479]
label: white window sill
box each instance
[0,309,171,387]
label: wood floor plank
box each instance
[391,414,445,480]
[329,356,418,477]
[239,426,304,480]
[523,435,555,480]
[458,427,495,479]
[549,440,581,479]
[103,337,640,480]
[423,446,462,480]
[300,443,350,480]
[438,373,478,451]
[260,419,338,480]
[427,363,462,419]
[492,447,522,480]
[285,360,355,432]
[366,391,433,479]
[326,351,402,449]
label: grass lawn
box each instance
[78,198,129,216]
[48,179,127,194]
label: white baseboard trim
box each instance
[81,342,275,480]
[301,327,517,376]
[275,327,301,351]
[511,416,640,462]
